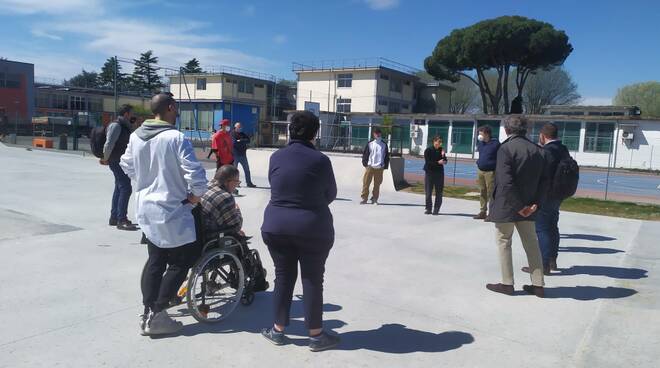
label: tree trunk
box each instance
[503,65,510,114]
[476,70,489,114]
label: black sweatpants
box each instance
[262,232,333,330]
[425,170,444,213]
[141,239,201,313]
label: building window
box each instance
[255,83,265,88]
[584,122,615,153]
[0,72,4,88]
[336,98,351,113]
[196,78,206,90]
[378,99,388,106]
[51,94,68,109]
[70,96,87,111]
[389,102,400,113]
[238,80,254,94]
[4,73,21,88]
[404,80,411,86]
[390,79,402,93]
[89,97,103,112]
[36,92,50,108]
[402,103,410,110]
[555,121,581,151]
[337,73,353,88]
[380,73,389,80]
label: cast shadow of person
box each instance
[556,265,648,279]
[542,286,638,301]
[335,324,474,354]
[559,246,624,255]
[560,234,616,242]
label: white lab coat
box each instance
[120,127,207,248]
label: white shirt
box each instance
[368,139,386,168]
[120,124,208,248]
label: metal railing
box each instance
[255,121,405,156]
[292,57,421,76]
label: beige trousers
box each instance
[361,167,384,201]
[476,169,495,214]
[495,221,545,287]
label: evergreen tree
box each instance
[99,57,125,90]
[182,58,203,74]
[65,69,100,89]
[131,50,163,93]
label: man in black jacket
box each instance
[486,116,548,298]
[101,104,138,231]
[232,122,256,188]
[533,123,570,273]
[360,128,390,205]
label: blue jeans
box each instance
[234,154,253,185]
[535,198,562,267]
[109,160,132,221]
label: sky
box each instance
[1,0,659,105]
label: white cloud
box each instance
[273,34,287,44]
[0,0,103,15]
[31,29,63,41]
[580,96,613,106]
[364,0,399,10]
[244,4,255,16]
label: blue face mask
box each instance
[375,136,382,142]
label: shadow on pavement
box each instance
[557,265,647,279]
[559,246,624,255]
[334,324,474,354]
[543,286,638,301]
[560,234,617,242]
[377,203,426,207]
[438,213,475,218]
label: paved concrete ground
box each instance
[0,143,659,368]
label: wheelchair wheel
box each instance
[187,248,245,323]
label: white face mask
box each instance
[225,126,231,132]
[375,136,382,142]
[477,134,484,142]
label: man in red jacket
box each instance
[213,119,234,169]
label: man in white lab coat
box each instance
[121,92,208,336]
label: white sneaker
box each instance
[139,313,148,336]
[144,311,183,335]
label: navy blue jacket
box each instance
[232,131,250,156]
[261,140,337,239]
[476,139,500,171]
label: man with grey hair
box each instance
[121,92,208,335]
[486,115,548,298]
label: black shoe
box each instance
[117,220,139,231]
[247,183,257,188]
[424,210,431,215]
[309,331,340,352]
[432,210,440,216]
[109,218,118,226]
[359,200,368,205]
[261,327,290,346]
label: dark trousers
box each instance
[424,170,444,213]
[262,232,333,330]
[206,149,217,159]
[109,160,132,221]
[535,198,562,267]
[142,239,200,313]
[234,154,253,185]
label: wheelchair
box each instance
[184,228,269,323]
[141,206,269,324]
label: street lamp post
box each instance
[14,101,19,136]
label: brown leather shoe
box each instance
[549,258,558,271]
[521,266,551,276]
[523,285,545,298]
[473,212,487,220]
[486,283,514,295]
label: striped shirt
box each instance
[200,180,242,235]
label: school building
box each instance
[168,67,277,138]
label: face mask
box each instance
[375,136,382,142]
[477,134,484,142]
[225,126,231,132]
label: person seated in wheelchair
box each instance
[200,164,244,239]
[200,164,268,294]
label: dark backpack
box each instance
[90,125,107,158]
[552,150,579,200]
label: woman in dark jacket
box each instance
[260,111,340,352]
[423,136,448,215]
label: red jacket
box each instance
[213,131,234,164]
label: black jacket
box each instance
[362,139,390,170]
[543,140,571,200]
[423,146,447,172]
[489,134,549,223]
[232,131,250,156]
[261,140,337,239]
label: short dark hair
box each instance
[503,115,528,136]
[372,127,382,135]
[478,125,492,136]
[541,122,559,139]
[118,104,133,116]
[289,111,319,141]
[432,135,443,143]
[214,164,239,185]
[151,92,175,116]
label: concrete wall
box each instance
[296,69,379,113]
[0,60,34,122]
[170,75,269,105]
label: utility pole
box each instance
[113,56,118,119]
